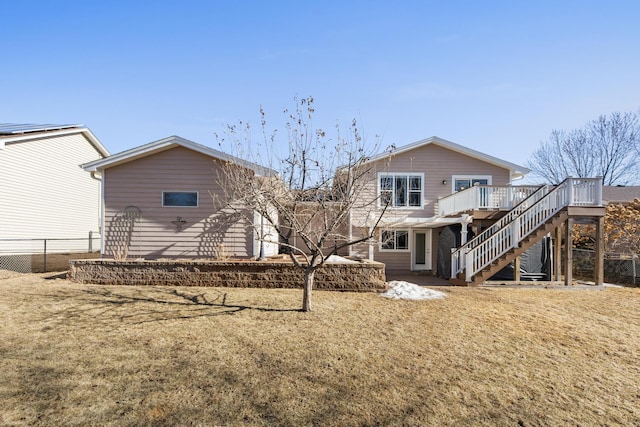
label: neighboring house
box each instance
[81,136,279,259]
[0,123,109,259]
[602,186,640,205]
[599,186,640,255]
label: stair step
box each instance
[449,278,468,286]
[455,206,572,286]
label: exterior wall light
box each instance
[442,180,448,185]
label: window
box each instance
[380,230,409,251]
[162,191,198,207]
[452,176,491,192]
[378,173,423,208]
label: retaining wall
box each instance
[67,258,387,292]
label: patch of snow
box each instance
[325,255,359,264]
[381,280,447,300]
[575,279,621,288]
[604,283,624,288]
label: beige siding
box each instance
[0,133,103,249]
[353,143,512,226]
[374,247,412,270]
[370,229,439,271]
[353,144,512,225]
[353,143,512,269]
[284,203,350,256]
[103,146,254,259]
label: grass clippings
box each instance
[1,270,639,426]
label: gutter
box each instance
[86,169,105,255]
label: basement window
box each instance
[162,191,199,207]
[380,230,409,251]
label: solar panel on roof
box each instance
[0,123,81,135]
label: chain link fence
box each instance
[573,248,638,286]
[0,232,101,273]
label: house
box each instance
[348,136,529,270]
[602,186,640,205]
[599,186,640,255]
[0,124,109,270]
[348,136,606,285]
[81,136,279,259]
[81,132,606,286]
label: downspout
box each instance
[368,225,374,261]
[89,170,105,256]
[348,210,353,256]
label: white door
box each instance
[412,230,432,270]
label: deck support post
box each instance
[595,216,605,286]
[460,223,468,245]
[554,225,562,281]
[460,214,470,245]
[514,255,521,281]
[564,218,574,286]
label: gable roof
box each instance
[81,135,275,176]
[365,136,529,179]
[0,123,109,157]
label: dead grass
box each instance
[1,270,639,426]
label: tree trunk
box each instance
[302,268,315,312]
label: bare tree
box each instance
[214,97,388,312]
[526,111,640,185]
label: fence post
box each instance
[89,231,93,252]
[43,239,47,273]
[633,254,637,286]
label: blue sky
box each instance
[2,0,639,173]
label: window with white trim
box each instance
[379,173,423,208]
[162,191,199,207]
[380,230,409,251]
[452,175,491,192]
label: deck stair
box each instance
[450,178,602,286]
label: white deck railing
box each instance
[451,178,602,282]
[438,185,540,217]
[450,185,548,278]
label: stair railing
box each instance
[458,177,602,282]
[450,185,548,278]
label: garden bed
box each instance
[67,256,386,292]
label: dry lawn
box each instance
[1,271,639,426]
